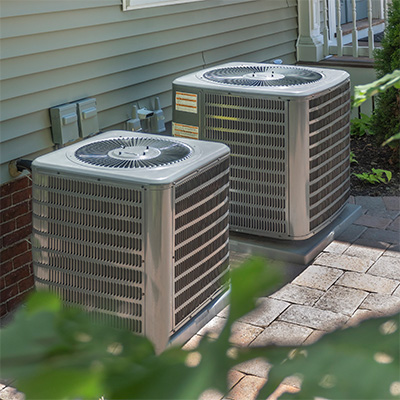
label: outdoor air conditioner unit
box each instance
[32,130,230,353]
[172,62,351,241]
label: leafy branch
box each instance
[1,258,399,400]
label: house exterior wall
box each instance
[0,0,298,318]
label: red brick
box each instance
[0,277,5,291]
[5,265,31,286]
[0,220,16,237]
[16,211,32,229]
[0,176,30,198]
[3,225,32,247]
[0,195,12,209]
[0,260,13,277]
[0,182,12,198]
[19,275,35,293]
[13,251,32,269]
[7,292,29,312]
[0,284,18,302]
[0,302,7,317]
[1,241,28,264]
[12,187,32,205]
[0,202,29,223]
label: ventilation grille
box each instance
[308,80,351,231]
[74,136,192,168]
[202,65,323,87]
[173,157,230,329]
[32,173,144,333]
[203,93,287,236]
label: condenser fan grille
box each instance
[202,65,323,87]
[74,137,193,168]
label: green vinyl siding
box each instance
[0,0,297,184]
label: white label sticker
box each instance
[175,91,198,114]
[172,122,199,139]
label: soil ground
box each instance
[350,134,400,197]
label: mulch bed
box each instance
[350,134,400,197]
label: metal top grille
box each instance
[74,136,193,168]
[203,65,323,87]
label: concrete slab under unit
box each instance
[229,203,362,265]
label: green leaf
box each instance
[382,132,400,146]
[259,315,400,400]
[353,70,400,107]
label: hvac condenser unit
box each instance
[172,62,351,240]
[32,130,230,352]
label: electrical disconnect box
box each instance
[50,104,80,145]
[77,98,99,138]
[50,98,99,145]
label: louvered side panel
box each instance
[32,173,144,334]
[203,93,288,236]
[308,80,351,231]
[173,157,230,331]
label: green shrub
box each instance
[370,0,400,146]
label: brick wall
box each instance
[0,175,34,318]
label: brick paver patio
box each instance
[185,196,400,400]
[1,196,399,400]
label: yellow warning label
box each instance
[172,122,199,140]
[175,91,198,114]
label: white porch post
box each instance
[296,0,325,62]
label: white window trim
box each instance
[122,0,254,11]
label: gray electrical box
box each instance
[50,104,79,145]
[77,98,99,138]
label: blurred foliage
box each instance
[1,258,399,400]
[353,70,400,109]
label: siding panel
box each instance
[0,0,297,184]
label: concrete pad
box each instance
[278,304,348,331]
[314,252,372,272]
[336,271,399,294]
[270,283,324,306]
[239,298,290,327]
[360,293,400,314]
[315,285,368,316]
[251,321,313,347]
[229,204,362,265]
[292,265,343,291]
[368,256,400,280]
